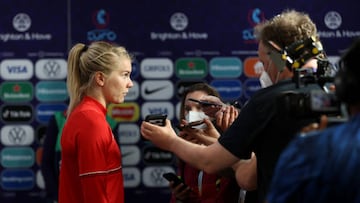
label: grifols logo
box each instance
[108,102,139,122]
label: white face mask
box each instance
[259,71,273,88]
[185,111,208,129]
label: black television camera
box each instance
[274,36,348,124]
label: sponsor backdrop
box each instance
[0,0,359,202]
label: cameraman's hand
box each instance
[301,115,328,133]
[199,95,224,118]
[214,105,239,132]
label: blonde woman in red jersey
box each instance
[59,41,133,203]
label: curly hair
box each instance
[255,9,317,51]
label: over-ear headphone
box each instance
[268,50,286,72]
[334,38,360,104]
[268,36,324,72]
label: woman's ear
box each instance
[95,72,105,87]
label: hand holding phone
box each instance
[145,114,167,126]
[162,172,187,189]
[188,98,222,107]
[177,120,205,130]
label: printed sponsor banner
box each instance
[1,169,34,190]
[140,58,174,79]
[142,166,175,187]
[142,146,175,165]
[141,102,175,120]
[211,80,243,101]
[1,125,34,146]
[35,81,68,102]
[108,102,140,122]
[117,123,140,144]
[244,56,263,78]
[1,147,35,168]
[0,81,34,102]
[244,78,262,99]
[35,103,68,123]
[175,57,208,79]
[35,59,67,80]
[141,80,174,100]
[120,145,141,166]
[122,167,141,188]
[209,57,243,78]
[0,2,67,201]
[1,104,33,123]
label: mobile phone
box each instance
[177,120,205,130]
[162,172,187,188]
[145,114,167,126]
[188,98,222,107]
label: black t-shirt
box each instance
[219,79,321,202]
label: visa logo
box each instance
[118,124,140,144]
[141,102,175,120]
[7,65,28,73]
[148,108,168,115]
[122,167,141,188]
[124,173,135,181]
[0,59,33,80]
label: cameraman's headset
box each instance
[268,35,360,105]
[267,36,337,89]
[267,35,325,72]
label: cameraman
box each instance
[267,38,360,203]
[141,9,327,202]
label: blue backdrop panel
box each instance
[0,0,68,203]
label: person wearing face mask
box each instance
[142,9,329,202]
[259,59,276,88]
[168,82,241,203]
[266,38,360,203]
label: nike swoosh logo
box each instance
[144,86,168,95]
[122,151,134,158]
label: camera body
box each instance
[274,36,348,123]
[275,72,349,127]
[277,88,342,119]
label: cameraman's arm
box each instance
[233,152,257,191]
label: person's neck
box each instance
[85,90,106,109]
[279,59,318,82]
[277,68,293,82]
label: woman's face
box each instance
[103,59,133,104]
[184,90,208,118]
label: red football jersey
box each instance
[59,96,124,203]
